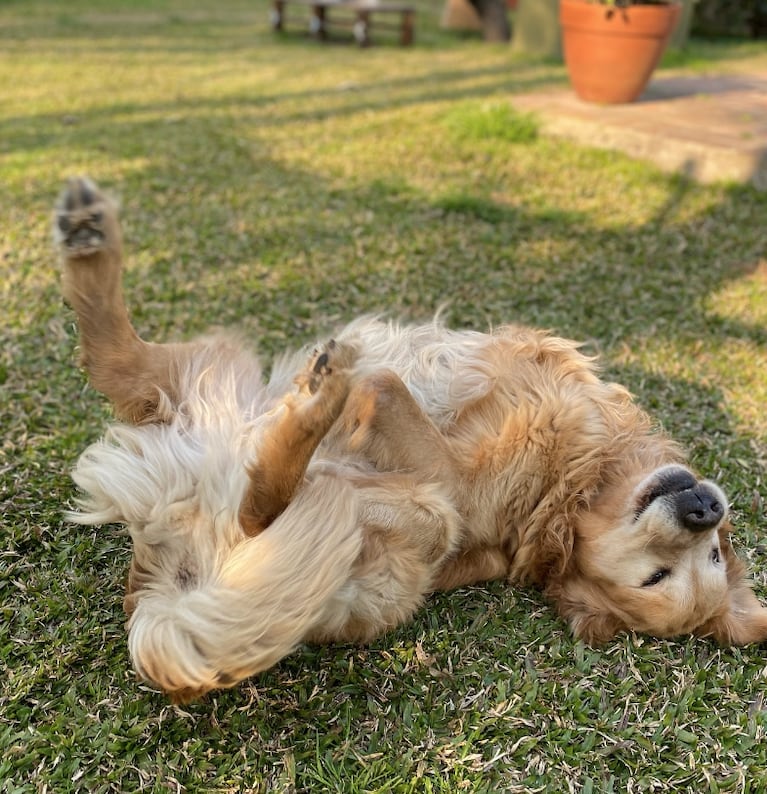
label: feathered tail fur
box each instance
[68,366,364,700]
[125,473,362,699]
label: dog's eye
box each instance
[642,568,670,587]
[711,548,720,564]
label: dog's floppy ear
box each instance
[510,508,576,587]
[547,576,627,645]
[695,529,767,646]
[505,385,635,588]
[509,448,612,587]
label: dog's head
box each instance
[549,464,767,646]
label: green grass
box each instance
[2,2,767,791]
[443,102,539,144]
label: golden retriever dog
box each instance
[56,177,767,702]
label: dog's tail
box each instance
[127,473,362,701]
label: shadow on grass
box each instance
[0,64,565,159]
[6,99,765,407]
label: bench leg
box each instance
[309,4,327,39]
[271,0,285,30]
[401,10,414,45]
[353,10,371,46]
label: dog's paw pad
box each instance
[54,176,112,257]
[303,345,333,395]
[312,351,330,376]
[296,339,356,396]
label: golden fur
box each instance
[56,177,767,702]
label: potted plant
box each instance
[559,0,683,103]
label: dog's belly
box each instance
[337,317,497,428]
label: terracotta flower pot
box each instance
[559,0,682,104]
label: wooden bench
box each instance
[271,0,415,47]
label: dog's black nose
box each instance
[673,483,724,532]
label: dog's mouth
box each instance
[634,466,699,519]
[634,466,726,532]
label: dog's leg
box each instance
[239,340,357,536]
[429,546,510,590]
[334,372,518,594]
[336,370,461,484]
[56,177,196,423]
[306,467,463,643]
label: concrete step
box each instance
[513,72,767,189]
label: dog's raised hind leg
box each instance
[56,177,197,423]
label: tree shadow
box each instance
[0,60,564,157]
[21,134,765,489]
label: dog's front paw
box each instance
[296,339,359,397]
[54,177,115,258]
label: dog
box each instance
[55,177,767,702]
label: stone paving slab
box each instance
[513,72,767,189]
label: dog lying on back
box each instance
[56,177,767,702]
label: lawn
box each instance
[2,1,767,791]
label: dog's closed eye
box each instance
[642,568,671,587]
